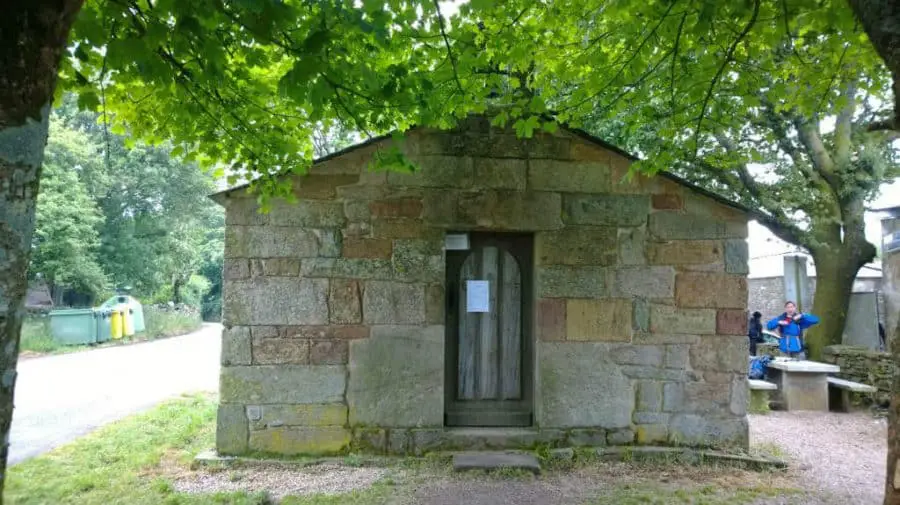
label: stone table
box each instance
[766,360,840,411]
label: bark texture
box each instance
[848,0,900,130]
[886,317,900,505]
[0,1,84,500]
[806,253,859,360]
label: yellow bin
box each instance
[110,310,124,340]
[121,305,135,337]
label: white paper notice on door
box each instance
[466,280,490,313]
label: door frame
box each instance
[443,231,534,427]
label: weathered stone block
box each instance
[606,429,635,445]
[369,199,424,219]
[568,429,607,447]
[668,414,748,448]
[665,345,691,369]
[249,404,348,430]
[282,325,370,340]
[474,158,527,190]
[663,382,730,413]
[317,229,342,257]
[373,218,437,239]
[457,190,563,230]
[216,404,249,455]
[222,327,252,366]
[342,238,393,259]
[252,338,309,365]
[260,258,301,276]
[690,335,746,373]
[536,227,617,266]
[392,239,443,282]
[387,155,475,188]
[411,429,445,456]
[224,259,250,280]
[538,342,634,429]
[291,174,360,200]
[633,412,670,425]
[652,194,683,210]
[220,365,346,404]
[422,190,459,225]
[563,194,649,227]
[566,299,632,342]
[249,426,351,455]
[528,160,611,193]
[724,239,749,274]
[537,298,566,341]
[675,273,747,309]
[354,428,388,452]
[649,305,717,334]
[730,375,748,415]
[348,326,443,427]
[648,212,747,240]
[388,430,412,454]
[310,339,349,365]
[716,309,748,335]
[302,258,393,280]
[224,278,328,325]
[611,266,675,299]
[618,227,647,265]
[570,140,610,162]
[611,345,664,366]
[538,266,608,298]
[633,333,701,345]
[622,366,694,381]
[329,279,361,324]
[647,240,723,266]
[226,197,268,226]
[362,281,425,324]
[637,381,662,412]
[343,200,371,222]
[225,226,321,258]
[269,200,345,227]
[425,284,444,324]
[633,298,650,333]
[635,424,668,444]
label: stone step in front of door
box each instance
[452,451,541,474]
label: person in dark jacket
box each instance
[766,301,819,358]
[748,311,764,356]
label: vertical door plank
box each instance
[457,251,477,400]
[477,246,500,399]
[500,250,522,400]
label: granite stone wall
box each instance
[215,118,750,456]
[823,345,892,405]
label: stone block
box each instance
[730,375,748,415]
[536,227,617,266]
[665,345,691,369]
[635,424,668,444]
[570,140,610,162]
[457,190,563,230]
[224,259,250,280]
[633,298,650,333]
[538,342,634,429]
[387,155,474,188]
[675,273,747,309]
[290,174,360,200]
[317,229,343,257]
[269,200,345,227]
[633,333,701,345]
[606,429,635,445]
[648,212,746,240]
[354,428,388,452]
[412,429,446,456]
[649,305,716,334]
[224,278,328,325]
[222,327,252,366]
[422,190,459,225]
[282,325,370,340]
[302,258,393,280]
[647,240,723,266]
[637,381,662,412]
[363,281,425,324]
[262,258,302,277]
[668,414,748,448]
[621,366,694,381]
[690,336,746,373]
[716,309,748,335]
[563,194,649,227]
[537,266,608,298]
[663,382,730,413]
[425,284,445,324]
[342,238,393,259]
[618,227,647,265]
[252,338,309,365]
[329,279,361,324]
[369,199,424,219]
[373,218,437,239]
[568,429,607,447]
[392,239,443,282]
[220,365,346,404]
[611,345,664,366]
[344,200,371,222]
[652,194,683,210]
[388,430,412,454]
[226,197,268,226]
[251,326,278,338]
[249,404,348,430]
[611,266,676,299]
[724,239,749,274]
[310,339,349,365]
[528,160,611,192]
[474,158,527,190]
[216,404,249,455]
[537,298,566,341]
[633,412,669,425]
[348,326,443,427]
[249,426,351,455]
[225,226,321,258]
[566,299,632,342]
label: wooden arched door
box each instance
[444,232,533,427]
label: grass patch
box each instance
[587,482,797,505]
[280,483,396,505]
[19,316,57,354]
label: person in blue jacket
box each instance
[767,301,820,358]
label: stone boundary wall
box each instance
[823,345,892,405]
[216,118,751,456]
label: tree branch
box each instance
[433,0,464,94]
[833,78,857,167]
[793,118,838,187]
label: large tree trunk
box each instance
[0,1,83,500]
[805,252,866,360]
[847,0,900,131]
[886,318,900,504]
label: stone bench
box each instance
[748,379,777,413]
[827,376,877,413]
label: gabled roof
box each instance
[211,123,751,216]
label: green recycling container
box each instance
[49,309,98,345]
[95,308,113,343]
[101,295,145,333]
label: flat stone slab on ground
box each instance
[453,452,541,474]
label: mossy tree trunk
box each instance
[885,317,900,505]
[805,248,871,360]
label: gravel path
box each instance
[750,411,887,505]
